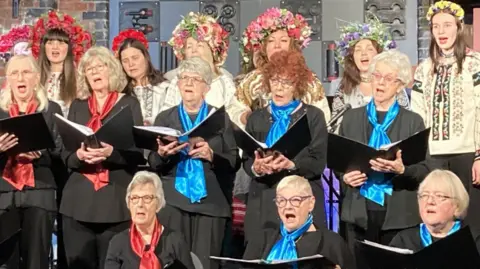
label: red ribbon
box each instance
[130,219,162,269]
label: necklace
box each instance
[360,75,371,83]
[440,50,454,58]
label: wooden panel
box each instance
[474,8,480,51]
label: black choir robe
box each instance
[148,104,240,269]
[242,104,328,243]
[243,227,356,269]
[60,95,146,223]
[389,223,480,253]
[105,226,195,269]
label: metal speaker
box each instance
[200,0,240,41]
[119,1,160,42]
[280,0,323,41]
[365,0,407,40]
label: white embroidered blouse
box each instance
[46,72,69,117]
[133,83,166,125]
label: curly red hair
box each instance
[261,50,312,99]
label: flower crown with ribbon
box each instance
[0,25,32,58]
[427,1,464,22]
[240,7,312,65]
[31,10,93,64]
[112,29,149,56]
[335,15,397,65]
[168,12,230,66]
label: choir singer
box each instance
[243,50,328,243]
[338,50,434,268]
[148,57,240,269]
[0,54,63,269]
[105,171,194,269]
[243,175,355,269]
[390,169,480,252]
[60,46,145,269]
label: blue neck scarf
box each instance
[265,100,300,147]
[266,213,313,265]
[420,221,461,247]
[175,102,208,203]
[359,100,400,206]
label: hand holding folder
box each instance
[232,113,311,160]
[327,128,430,173]
[133,106,226,151]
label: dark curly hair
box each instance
[261,50,312,100]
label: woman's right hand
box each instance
[156,138,188,157]
[343,170,367,187]
[252,150,274,176]
[0,133,18,153]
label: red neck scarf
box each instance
[81,91,118,191]
[2,99,38,190]
[130,219,162,269]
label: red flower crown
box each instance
[31,10,93,64]
[0,25,32,54]
[112,29,149,55]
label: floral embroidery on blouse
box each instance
[134,85,154,120]
[46,72,69,116]
[431,65,454,141]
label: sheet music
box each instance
[55,113,94,136]
[210,254,325,264]
[362,240,414,254]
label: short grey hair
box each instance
[368,49,413,87]
[276,175,313,196]
[178,57,213,85]
[126,171,166,212]
[419,169,469,220]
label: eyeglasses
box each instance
[371,72,399,85]
[418,193,454,203]
[178,75,205,84]
[270,78,294,87]
[273,196,311,208]
[129,195,156,205]
[85,64,106,74]
[7,70,35,80]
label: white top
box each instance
[133,83,166,125]
[46,72,69,117]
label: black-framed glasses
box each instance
[129,195,156,205]
[417,193,453,203]
[273,196,311,208]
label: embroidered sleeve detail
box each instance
[473,71,480,87]
[235,70,263,110]
[412,80,423,93]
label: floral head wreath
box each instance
[335,14,397,65]
[112,29,149,57]
[427,1,464,22]
[0,25,32,59]
[168,12,230,66]
[31,10,93,64]
[240,7,312,65]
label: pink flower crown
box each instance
[0,25,32,55]
[168,12,230,66]
[240,7,312,66]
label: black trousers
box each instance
[1,207,54,269]
[158,205,227,269]
[62,216,130,269]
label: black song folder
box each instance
[327,128,430,173]
[0,113,55,154]
[133,106,226,151]
[232,113,311,160]
[55,105,135,151]
[210,254,335,269]
[356,226,480,269]
[0,209,20,265]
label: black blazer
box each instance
[0,101,63,212]
[59,95,145,223]
[339,106,441,230]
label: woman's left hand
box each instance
[189,141,213,162]
[85,142,114,163]
[370,150,405,174]
[17,151,41,161]
[270,154,295,172]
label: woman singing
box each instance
[339,50,434,268]
[60,46,145,269]
[105,171,194,269]
[411,0,480,229]
[148,57,239,269]
[113,29,166,125]
[243,175,355,269]
[243,50,328,244]
[0,54,63,269]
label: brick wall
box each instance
[417,0,433,62]
[0,0,109,77]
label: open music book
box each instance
[133,106,226,150]
[210,254,335,268]
[55,105,134,150]
[232,113,311,159]
[327,128,430,173]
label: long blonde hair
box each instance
[1,55,48,112]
